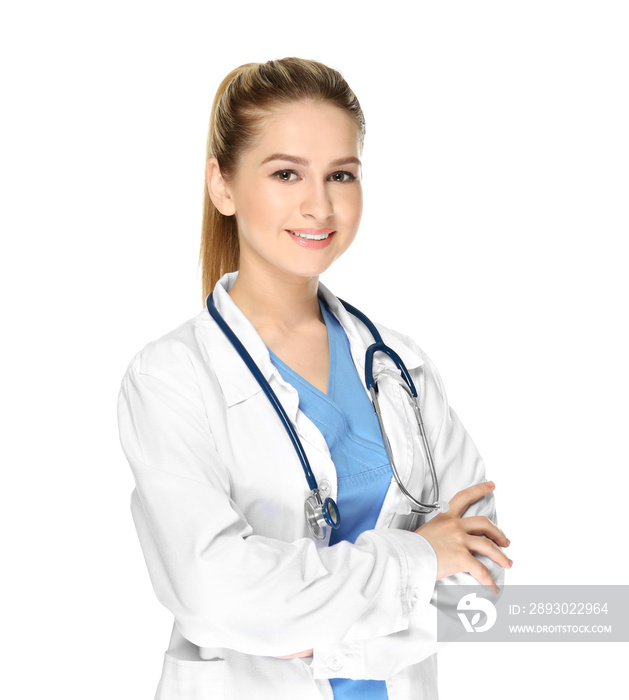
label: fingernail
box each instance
[506,539,511,546]
[509,559,513,566]
[486,481,494,488]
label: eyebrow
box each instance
[260,153,362,168]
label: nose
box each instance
[299,179,333,221]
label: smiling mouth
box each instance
[286,229,335,240]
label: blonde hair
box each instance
[198,57,366,302]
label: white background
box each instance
[2,1,627,698]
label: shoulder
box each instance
[320,284,431,371]
[121,307,211,385]
[370,319,448,402]
[372,319,431,371]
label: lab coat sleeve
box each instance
[309,341,505,680]
[117,352,438,658]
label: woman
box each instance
[117,57,511,700]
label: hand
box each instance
[414,481,512,592]
[273,649,313,659]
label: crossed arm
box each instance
[276,480,512,659]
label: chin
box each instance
[275,258,335,280]
[294,259,338,277]
[284,269,329,282]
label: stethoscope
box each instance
[206,293,450,540]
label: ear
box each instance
[206,158,236,216]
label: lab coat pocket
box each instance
[156,652,225,700]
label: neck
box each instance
[228,266,323,332]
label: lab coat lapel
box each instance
[201,273,293,411]
[201,273,331,460]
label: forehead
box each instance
[247,100,361,161]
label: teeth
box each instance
[291,231,330,240]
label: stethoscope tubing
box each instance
[337,299,418,396]
[206,291,446,536]
[206,293,318,492]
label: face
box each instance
[209,100,363,283]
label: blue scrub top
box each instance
[268,298,392,699]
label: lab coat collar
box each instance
[316,281,424,377]
[200,272,276,408]
[200,272,424,409]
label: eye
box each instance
[272,169,298,182]
[328,171,357,183]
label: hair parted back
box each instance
[198,57,366,302]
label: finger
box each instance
[460,516,510,547]
[274,649,313,659]
[466,534,513,570]
[465,556,500,594]
[448,481,495,518]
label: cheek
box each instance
[355,190,364,221]
[236,191,276,235]
[339,189,363,227]
[244,185,292,226]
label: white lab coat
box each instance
[117,272,503,700]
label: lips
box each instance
[286,228,336,249]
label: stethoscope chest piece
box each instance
[305,489,341,540]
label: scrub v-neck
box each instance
[267,299,334,399]
[267,299,393,545]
